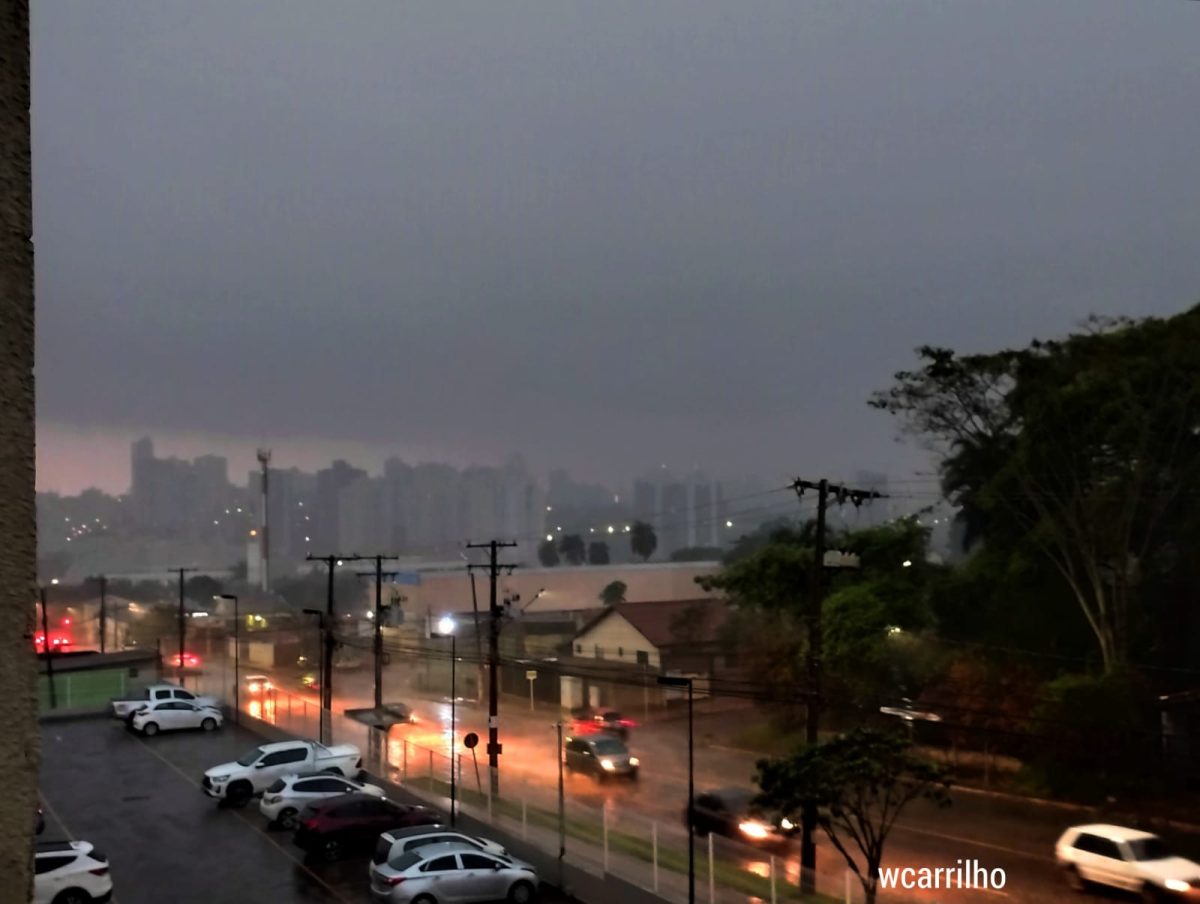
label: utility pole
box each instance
[306,555,339,741]
[171,567,199,673]
[467,540,518,797]
[791,477,883,894]
[257,449,271,592]
[40,586,56,709]
[94,574,107,654]
[342,555,402,710]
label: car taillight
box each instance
[89,867,109,876]
[619,719,635,727]
[302,819,319,830]
[384,876,406,886]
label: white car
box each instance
[34,840,113,904]
[259,773,385,828]
[369,825,508,886]
[369,842,538,904]
[1056,824,1200,899]
[131,699,223,736]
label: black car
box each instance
[563,734,639,782]
[294,793,440,861]
[687,787,796,846]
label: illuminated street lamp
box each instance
[432,616,457,825]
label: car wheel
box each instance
[322,766,344,776]
[142,722,159,736]
[52,890,92,904]
[508,879,536,903]
[320,837,342,862]
[201,717,217,731]
[1061,865,1086,892]
[277,807,299,830]
[226,781,253,808]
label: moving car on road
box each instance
[570,708,635,741]
[111,683,217,721]
[259,773,384,829]
[131,699,223,736]
[369,841,539,903]
[1056,824,1200,900]
[203,739,363,806]
[293,794,439,861]
[167,652,202,669]
[564,734,639,782]
[687,787,796,845]
[34,840,113,904]
[242,674,274,695]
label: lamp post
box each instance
[433,615,457,825]
[216,594,239,720]
[40,586,56,710]
[659,674,694,904]
[303,608,327,743]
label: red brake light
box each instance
[384,876,406,886]
[620,719,635,727]
[88,867,109,876]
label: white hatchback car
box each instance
[259,773,385,828]
[1056,824,1200,900]
[34,841,113,904]
[131,699,223,736]
[369,841,538,904]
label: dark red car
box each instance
[293,793,439,861]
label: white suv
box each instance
[34,841,113,904]
[1056,824,1200,900]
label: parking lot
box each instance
[39,716,575,904]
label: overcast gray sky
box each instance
[32,0,1200,494]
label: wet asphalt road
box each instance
[39,716,574,904]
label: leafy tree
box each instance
[669,546,724,562]
[599,580,627,606]
[559,533,586,566]
[630,520,657,562]
[872,309,1200,671]
[184,574,223,604]
[669,600,712,645]
[756,729,951,904]
[587,541,610,565]
[537,539,560,568]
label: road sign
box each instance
[463,731,479,749]
[526,669,538,680]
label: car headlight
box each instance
[739,820,771,840]
[780,817,794,830]
[209,774,230,783]
[629,757,640,767]
[600,759,616,771]
[1165,879,1192,893]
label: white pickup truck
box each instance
[202,740,363,806]
[112,684,218,721]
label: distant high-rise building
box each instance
[314,460,367,551]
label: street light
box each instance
[658,674,694,904]
[216,594,239,721]
[302,608,327,742]
[432,616,457,825]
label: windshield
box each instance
[592,738,626,755]
[236,748,263,767]
[1127,838,1172,861]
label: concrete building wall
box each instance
[572,615,662,667]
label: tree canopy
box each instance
[872,308,1200,672]
[630,521,657,561]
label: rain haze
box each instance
[32,0,1200,494]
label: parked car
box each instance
[293,794,439,861]
[570,708,635,741]
[203,740,363,806]
[1056,824,1200,900]
[369,841,539,903]
[34,840,112,904]
[563,734,639,782]
[131,699,223,736]
[687,787,795,845]
[370,825,508,879]
[111,683,217,721]
[259,773,384,829]
[242,674,274,696]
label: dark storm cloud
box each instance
[32,0,1200,486]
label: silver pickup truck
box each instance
[111,683,218,721]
